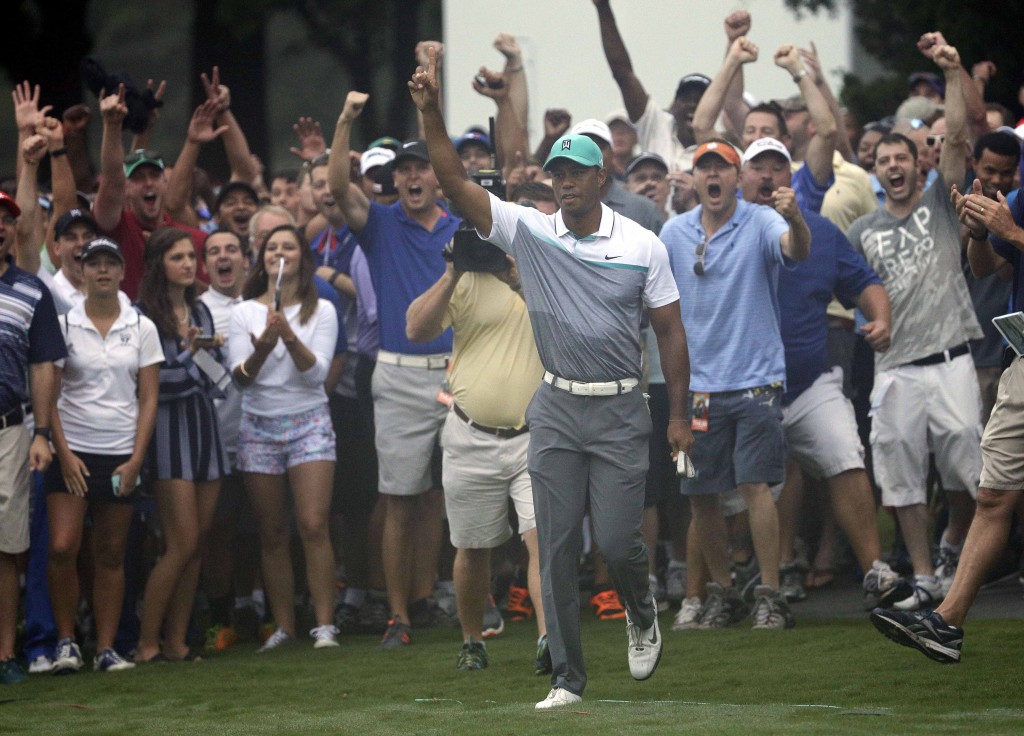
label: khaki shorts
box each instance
[0,425,31,554]
[870,353,982,507]
[784,367,865,480]
[441,409,535,548]
[372,360,448,496]
[979,358,1024,491]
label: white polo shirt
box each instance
[57,302,164,455]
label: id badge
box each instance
[691,392,710,432]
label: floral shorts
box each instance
[238,404,336,475]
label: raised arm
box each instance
[92,84,129,233]
[44,117,76,267]
[14,133,47,273]
[471,67,528,172]
[592,0,648,122]
[202,67,257,183]
[164,99,229,224]
[532,109,571,166]
[801,42,853,162]
[933,44,967,187]
[11,81,51,185]
[327,92,372,234]
[494,34,529,134]
[129,78,166,151]
[692,37,758,144]
[722,12,753,138]
[775,44,837,185]
[918,33,988,144]
[411,45,493,236]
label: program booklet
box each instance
[992,311,1024,357]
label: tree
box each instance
[785,0,1024,121]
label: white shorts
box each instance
[441,409,536,548]
[784,367,865,480]
[0,425,31,554]
[979,358,1024,491]
[869,353,982,507]
[372,360,448,496]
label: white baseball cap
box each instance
[570,118,613,148]
[360,147,396,175]
[741,137,792,165]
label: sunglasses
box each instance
[306,150,332,169]
[694,240,708,276]
[125,148,164,165]
[926,134,945,147]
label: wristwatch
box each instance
[33,427,52,441]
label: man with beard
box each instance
[846,44,983,611]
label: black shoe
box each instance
[870,607,963,663]
[333,603,361,635]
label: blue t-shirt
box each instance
[778,209,881,403]
[0,259,66,410]
[311,224,362,353]
[355,201,458,355]
[990,188,1024,311]
[313,275,348,357]
[661,200,790,392]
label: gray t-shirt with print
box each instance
[846,174,982,372]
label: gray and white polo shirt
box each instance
[481,193,678,382]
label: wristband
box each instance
[50,147,68,158]
[792,69,807,83]
[33,427,52,441]
[330,270,342,288]
[506,65,523,73]
[238,360,252,379]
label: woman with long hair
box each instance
[230,224,340,650]
[134,227,229,663]
[45,237,163,673]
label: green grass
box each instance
[3,616,1023,735]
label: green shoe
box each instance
[455,641,488,671]
[0,658,27,685]
[534,634,552,675]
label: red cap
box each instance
[0,191,21,218]
[692,141,741,169]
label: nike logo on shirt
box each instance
[604,254,623,260]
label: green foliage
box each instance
[5,617,1023,735]
[787,0,1024,123]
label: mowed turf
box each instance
[2,615,1022,736]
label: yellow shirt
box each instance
[443,273,543,428]
[821,151,878,232]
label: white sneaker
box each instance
[535,687,583,710]
[310,624,340,649]
[52,638,83,674]
[28,655,53,674]
[665,562,687,603]
[894,574,944,611]
[672,596,703,631]
[258,627,293,652]
[626,602,663,681]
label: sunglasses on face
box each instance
[926,134,945,147]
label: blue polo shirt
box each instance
[792,163,833,214]
[778,209,881,403]
[311,224,361,353]
[313,275,348,357]
[661,200,790,392]
[0,258,67,411]
[355,201,458,355]
[990,188,1024,311]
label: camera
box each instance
[447,164,509,273]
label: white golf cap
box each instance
[570,118,613,148]
[741,137,792,165]
[360,147,396,175]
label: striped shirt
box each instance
[135,300,226,403]
[0,258,66,411]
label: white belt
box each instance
[543,371,638,396]
[377,350,450,370]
